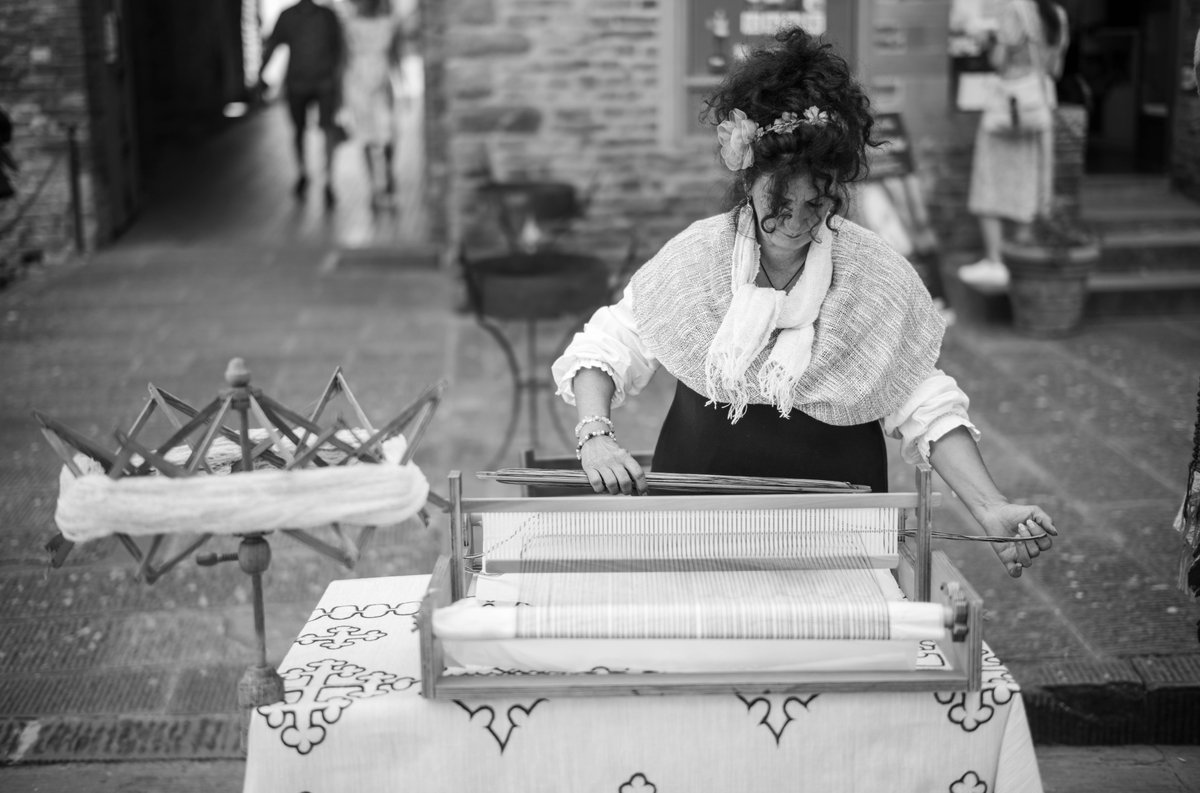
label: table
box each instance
[245,575,1044,793]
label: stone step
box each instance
[1095,228,1200,273]
[1086,269,1200,317]
[950,268,1200,323]
[1080,177,1200,235]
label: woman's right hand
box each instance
[579,435,648,495]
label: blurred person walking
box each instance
[259,0,347,207]
[959,0,1069,288]
[341,0,404,209]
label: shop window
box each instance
[666,1,856,142]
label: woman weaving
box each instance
[551,28,1056,578]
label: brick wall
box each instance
[422,0,1093,269]
[0,0,96,275]
[424,0,733,269]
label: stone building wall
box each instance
[423,0,736,270]
[421,0,1113,270]
[0,0,96,278]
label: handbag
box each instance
[980,2,1056,134]
[981,72,1053,134]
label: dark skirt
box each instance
[651,381,888,493]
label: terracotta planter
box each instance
[1002,240,1101,337]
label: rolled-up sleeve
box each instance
[550,288,660,407]
[882,370,980,464]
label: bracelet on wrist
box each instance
[574,415,614,438]
[575,429,616,460]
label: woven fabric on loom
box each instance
[469,507,914,641]
[511,568,895,640]
[479,508,902,572]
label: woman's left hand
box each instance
[975,502,1058,578]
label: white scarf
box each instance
[704,202,834,422]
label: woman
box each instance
[341,0,403,206]
[959,0,1070,287]
[550,28,1055,578]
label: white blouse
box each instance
[551,289,979,465]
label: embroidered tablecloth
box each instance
[244,575,1043,793]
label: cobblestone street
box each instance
[1,104,1198,789]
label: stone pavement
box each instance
[1,106,1199,785]
[4,746,1200,793]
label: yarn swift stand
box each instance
[35,358,445,748]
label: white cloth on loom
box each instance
[434,567,947,672]
[453,569,939,640]
[244,575,1044,793]
[440,635,924,674]
[552,288,977,465]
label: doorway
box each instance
[1058,0,1178,174]
[258,0,429,243]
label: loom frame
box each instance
[420,467,983,699]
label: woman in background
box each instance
[342,0,403,207]
[959,0,1069,288]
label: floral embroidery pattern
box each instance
[295,624,386,650]
[738,693,820,745]
[454,699,547,754]
[258,658,417,755]
[935,648,1019,732]
[619,772,658,792]
[308,600,422,632]
[949,770,989,793]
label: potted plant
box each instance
[1002,207,1101,337]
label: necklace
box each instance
[759,260,805,292]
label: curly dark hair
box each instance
[703,27,879,235]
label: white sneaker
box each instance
[957,259,1009,288]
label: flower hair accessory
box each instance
[716,105,834,172]
[716,108,758,171]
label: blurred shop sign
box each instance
[741,4,826,38]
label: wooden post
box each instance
[914,463,933,602]
[448,471,465,601]
[236,533,285,752]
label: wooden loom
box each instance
[419,465,983,698]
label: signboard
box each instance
[682,0,850,137]
[689,0,830,76]
[740,6,826,39]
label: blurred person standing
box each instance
[959,0,1069,288]
[341,0,403,208]
[1194,27,1200,93]
[259,0,347,207]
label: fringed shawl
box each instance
[630,209,946,426]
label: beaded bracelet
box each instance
[575,429,616,460]
[573,415,614,438]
